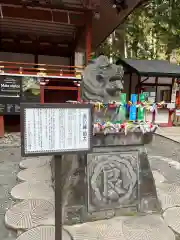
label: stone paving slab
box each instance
[10,182,54,201]
[63,153,180,239]
[122,215,175,240]
[0,147,21,240]
[64,215,175,240]
[64,218,125,240]
[5,199,54,231]
[163,207,180,235]
[19,157,51,170]
[156,127,180,143]
[16,226,55,240]
[15,226,73,240]
[2,134,180,240]
[148,154,180,236]
[38,212,55,226]
[17,165,51,183]
[9,154,180,239]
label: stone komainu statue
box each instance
[81,55,124,102]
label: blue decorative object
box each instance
[129,105,137,121]
[131,94,137,104]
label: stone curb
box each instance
[0,144,20,148]
[154,133,180,144]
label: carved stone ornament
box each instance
[81,55,124,102]
[87,152,138,212]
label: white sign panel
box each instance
[167,103,175,109]
[155,109,169,124]
[176,109,180,116]
[21,103,92,156]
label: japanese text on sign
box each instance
[22,105,92,156]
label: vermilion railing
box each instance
[0,61,84,79]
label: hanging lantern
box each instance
[112,0,127,13]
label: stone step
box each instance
[11,182,54,201]
[5,199,54,231]
[15,226,73,240]
[64,215,175,240]
[17,166,51,183]
[163,207,180,235]
[19,157,51,170]
[16,226,55,240]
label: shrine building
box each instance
[0,0,146,136]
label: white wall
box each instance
[38,55,70,66]
[141,76,173,84]
[0,52,34,63]
[158,77,172,84]
[0,52,70,66]
[141,76,155,84]
[155,109,169,124]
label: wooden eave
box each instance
[0,0,147,56]
[0,0,93,56]
[91,0,147,49]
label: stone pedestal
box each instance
[51,132,160,225]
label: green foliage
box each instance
[96,0,180,62]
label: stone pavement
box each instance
[2,133,180,239]
[0,146,20,240]
[156,126,180,143]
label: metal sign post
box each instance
[20,103,92,240]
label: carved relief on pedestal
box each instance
[87,152,139,212]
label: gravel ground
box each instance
[0,133,21,148]
[0,133,179,239]
[0,147,20,240]
[146,134,180,162]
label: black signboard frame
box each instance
[0,75,22,115]
[20,103,93,157]
[0,98,21,115]
[0,75,21,97]
[0,74,42,115]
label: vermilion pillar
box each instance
[0,116,4,137]
[85,13,92,64]
[77,87,81,102]
[40,85,45,103]
[167,110,173,127]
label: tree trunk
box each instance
[166,0,175,60]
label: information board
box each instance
[21,103,92,156]
[0,75,21,115]
[0,75,21,97]
[0,98,20,115]
[176,109,180,116]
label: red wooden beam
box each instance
[0,41,72,57]
[83,0,100,10]
[0,31,73,45]
[40,85,44,104]
[44,86,78,90]
[0,0,90,12]
[1,5,85,26]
